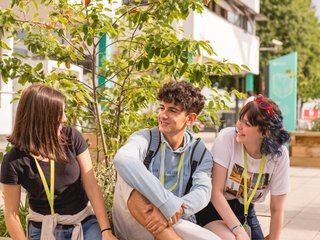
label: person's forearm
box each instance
[213,193,237,226]
[269,211,284,240]
[88,183,112,229]
[5,215,25,240]
[181,185,211,216]
[82,172,112,231]
[269,194,286,240]
[212,193,247,237]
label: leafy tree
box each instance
[0,0,244,163]
[257,0,320,101]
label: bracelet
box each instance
[101,228,112,234]
[230,224,243,233]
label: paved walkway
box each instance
[1,131,320,239]
[195,131,320,240]
[279,167,320,239]
[254,166,320,240]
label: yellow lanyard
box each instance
[32,155,55,215]
[243,147,265,218]
[160,143,185,192]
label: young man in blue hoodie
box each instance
[112,81,220,240]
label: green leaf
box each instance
[143,57,150,69]
[76,92,88,105]
[0,40,12,50]
[154,47,161,57]
[34,62,43,72]
[136,59,143,70]
[241,64,250,72]
[208,100,213,109]
[179,63,188,76]
[147,47,154,59]
[161,50,169,58]
[87,36,93,46]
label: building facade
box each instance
[182,0,261,75]
[0,0,262,136]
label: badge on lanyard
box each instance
[243,222,252,239]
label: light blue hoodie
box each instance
[113,128,213,221]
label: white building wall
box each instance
[0,35,14,135]
[0,81,13,135]
[239,0,260,13]
[184,8,260,74]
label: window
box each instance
[206,1,256,35]
[123,0,148,5]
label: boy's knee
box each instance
[127,190,153,224]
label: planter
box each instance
[290,131,320,167]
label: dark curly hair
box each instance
[157,81,205,115]
[239,96,290,157]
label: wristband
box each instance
[101,228,112,234]
[230,224,243,233]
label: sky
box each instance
[312,0,320,18]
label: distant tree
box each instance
[257,0,320,101]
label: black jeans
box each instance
[196,199,264,240]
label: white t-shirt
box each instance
[211,127,290,204]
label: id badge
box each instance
[243,222,251,239]
[54,225,65,240]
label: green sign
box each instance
[98,32,111,88]
[245,73,254,91]
[268,52,298,132]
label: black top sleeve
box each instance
[0,147,22,185]
[0,126,89,215]
[66,126,88,155]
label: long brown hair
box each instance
[7,84,68,162]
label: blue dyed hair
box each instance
[239,96,290,157]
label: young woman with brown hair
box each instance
[0,84,116,240]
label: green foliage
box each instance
[258,0,320,101]
[0,0,242,162]
[93,161,116,229]
[0,209,8,237]
[311,118,320,132]
[0,198,29,237]
[0,144,12,163]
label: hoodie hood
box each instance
[160,129,195,153]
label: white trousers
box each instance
[115,218,221,240]
[113,176,221,240]
[173,219,222,240]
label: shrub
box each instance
[311,118,320,131]
[0,198,29,237]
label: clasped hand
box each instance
[143,203,187,236]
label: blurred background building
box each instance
[0,0,263,137]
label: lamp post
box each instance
[259,39,283,95]
[259,38,283,52]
